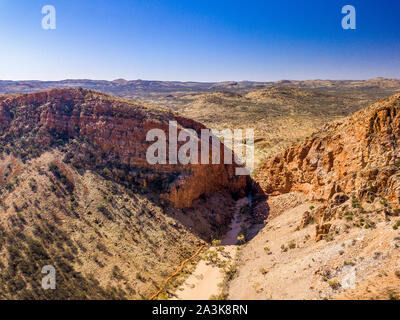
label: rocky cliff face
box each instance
[238,95,400,300]
[257,94,400,208]
[0,88,253,299]
[0,89,248,209]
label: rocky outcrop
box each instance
[0,89,249,208]
[257,94,400,207]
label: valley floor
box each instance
[171,198,248,300]
[229,194,400,300]
[168,194,400,300]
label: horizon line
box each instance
[0,76,399,84]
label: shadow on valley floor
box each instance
[148,178,270,246]
[220,180,269,246]
[245,187,270,244]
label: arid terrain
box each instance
[151,84,400,301]
[1,79,400,300]
[245,93,400,300]
[211,93,400,300]
[0,88,252,299]
[2,78,399,168]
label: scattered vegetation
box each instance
[327,278,341,290]
[388,291,400,300]
[259,267,268,275]
[237,234,245,245]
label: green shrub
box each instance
[237,234,245,245]
[259,267,268,275]
[328,278,340,290]
[288,241,296,249]
[97,203,106,213]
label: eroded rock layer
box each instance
[257,94,400,207]
[0,89,248,208]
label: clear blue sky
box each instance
[0,0,399,81]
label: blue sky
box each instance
[0,0,399,81]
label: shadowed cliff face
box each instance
[0,88,249,209]
[257,94,400,207]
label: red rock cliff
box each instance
[0,89,249,208]
[257,94,400,206]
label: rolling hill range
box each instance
[2,78,399,170]
[1,78,399,99]
[161,87,374,167]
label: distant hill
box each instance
[1,78,399,98]
[1,78,399,170]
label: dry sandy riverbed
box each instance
[172,198,248,300]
